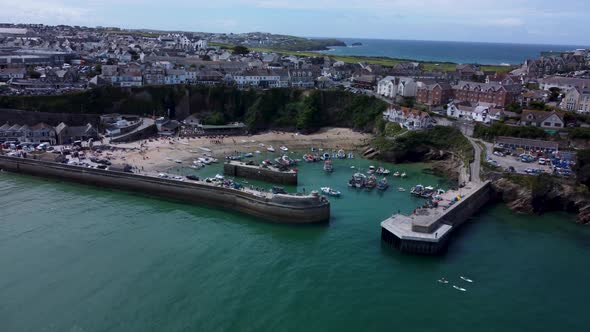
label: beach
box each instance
[105,127,372,173]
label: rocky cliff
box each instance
[492,176,590,225]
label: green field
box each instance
[210,42,513,73]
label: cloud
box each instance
[0,0,88,24]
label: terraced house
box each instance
[451,81,521,107]
[520,110,564,129]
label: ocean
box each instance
[1,156,589,331]
[316,38,590,65]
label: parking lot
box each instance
[480,141,572,176]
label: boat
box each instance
[280,146,289,152]
[376,167,391,175]
[453,285,467,292]
[437,278,449,284]
[368,166,376,174]
[267,146,275,152]
[241,152,253,158]
[323,160,334,173]
[393,171,401,177]
[275,155,297,167]
[271,186,287,194]
[174,159,182,164]
[303,154,317,162]
[337,149,346,159]
[321,187,341,197]
[321,153,330,160]
[186,175,199,181]
[197,147,212,152]
[460,276,473,283]
[401,172,407,178]
[397,187,406,192]
[226,155,242,161]
[411,185,424,196]
[347,152,354,159]
[421,186,435,199]
[255,150,261,154]
[377,177,389,191]
[365,175,377,190]
[349,173,367,188]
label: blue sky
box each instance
[0,0,588,45]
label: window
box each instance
[544,122,551,126]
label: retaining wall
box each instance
[0,156,329,224]
[223,162,298,185]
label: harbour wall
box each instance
[382,181,493,255]
[0,156,329,224]
[223,161,298,185]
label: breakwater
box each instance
[0,155,330,224]
[381,181,493,255]
[223,161,298,185]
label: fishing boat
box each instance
[368,166,376,174]
[365,175,377,190]
[241,152,254,158]
[275,155,297,167]
[321,153,331,160]
[393,171,401,177]
[397,187,406,192]
[321,187,341,197]
[348,173,367,188]
[255,150,261,154]
[226,155,242,161]
[323,160,334,173]
[376,167,391,175]
[401,172,407,178]
[377,177,389,191]
[411,184,425,196]
[280,146,289,152]
[337,149,346,159]
[186,175,200,181]
[267,146,275,152]
[174,159,182,164]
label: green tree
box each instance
[575,149,590,187]
[232,45,250,55]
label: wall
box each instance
[0,156,329,224]
[0,108,100,127]
[223,162,298,185]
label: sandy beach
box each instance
[103,128,372,173]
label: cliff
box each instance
[492,175,590,225]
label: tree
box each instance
[575,149,590,187]
[549,87,561,102]
[528,100,546,110]
[232,45,249,55]
[506,102,523,114]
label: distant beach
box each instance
[314,38,589,65]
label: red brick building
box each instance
[416,83,453,106]
[451,81,521,107]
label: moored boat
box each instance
[377,177,389,191]
[401,172,407,178]
[323,160,334,173]
[397,187,406,192]
[368,166,376,174]
[393,171,401,177]
[411,184,424,196]
[365,175,377,190]
[349,173,367,188]
[280,146,289,152]
[267,146,275,152]
[321,187,341,197]
[337,149,346,159]
[376,167,391,175]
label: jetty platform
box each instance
[224,160,298,185]
[381,181,492,255]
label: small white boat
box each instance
[368,166,376,174]
[321,187,341,197]
[174,160,182,164]
[460,276,473,283]
[255,150,261,154]
[453,285,466,292]
[401,172,407,178]
[437,278,449,284]
[393,171,401,177]
[350,166,356,169]
[337,149,346,159]
[267,146,275,152]
[397,187,406,192]
[198,147,212,152]
[280,146,289,152]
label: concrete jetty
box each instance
[381,181,492,255]
[0,155,329,224]
[223,160,298,185]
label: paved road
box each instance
[466,136,482,183]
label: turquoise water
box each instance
[0,157,589,331]
[317,38,589,65]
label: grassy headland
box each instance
[211,42,514,73]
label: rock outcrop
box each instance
[492,176,590,225]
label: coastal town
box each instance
[1,22,590,252]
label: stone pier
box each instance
[381,181,492,255]
[223,160,298,185]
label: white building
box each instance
[377,76,418,99]
[446,102,504,124]
[233,70,281,88]
[383,106,434,130]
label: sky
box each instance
[0,0,588,46]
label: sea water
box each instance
[0,157,589,331]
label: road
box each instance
[466,136,482,183]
